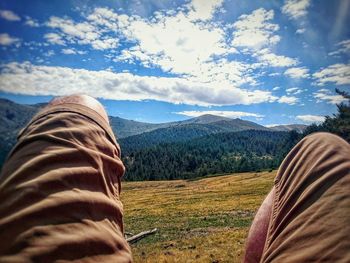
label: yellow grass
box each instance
[121,171,276,262]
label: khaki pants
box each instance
[0,104,132,262]
[262,132,350,262]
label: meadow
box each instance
[121,171,275,262]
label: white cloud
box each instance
[318,88,329,93]
[86,7,259,87]
[286,87,303,95]
[0,62,280,107]
[296,28,306,34]
[187,0,224,21]
[44,50,55,57]
[313,63,350,86]
[256,49,298,67]
[4,5,310,108]
[286,87,298,93]
[44,33,66,45]
[175,110,264,119]
[43,7,253,87]
[46,16,119,50]
[313,90,347,104]
[0,10,20,21]
[278,95,299,105]
[86,7,121,30]
[117,11,229,77]
[329,39,350,56]
[0,33,20,45]
[284,67,309,78]
[61,48,75,54]
[231,8,280,49]
[282,0,310,19]
[24,16,40,27]
[272,86,281,91]
[265,123,288,127]
[61,48,86,55]
[296,115,325,123]
[39,6,301,90]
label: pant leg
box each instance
[0,103,132,262]
[261,132,350,262]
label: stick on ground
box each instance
[126,228,158,244]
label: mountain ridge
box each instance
[0,98,307,179]
[268,124,308,133]
[0,99,308,139]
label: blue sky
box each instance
[0,0,349,125]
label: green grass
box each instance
[121,171,275,262]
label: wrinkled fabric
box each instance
[262,132,350,263]
[0,103,132,262]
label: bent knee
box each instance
[47,94,109,124]
[303,132,347,146]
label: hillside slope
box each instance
[269,124,307,133]
[122,171,275,263]
[122,130,299,181]
[112,114,270,138]
[0,99,42,164]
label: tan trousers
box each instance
[0,104,132,262]
[262,132,350,262]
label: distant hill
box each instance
[178,114,230,124]
[268,124,308,133]
[109,116,161,138]
[120,123,228,155]
[0,98,307,175]
[0,98,40,132]
[119,117,270,154]
[0,99,44,165]
[178,114,268,130]
[112,114,270,139]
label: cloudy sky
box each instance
[0,0,349,125]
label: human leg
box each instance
[0,95,132,262]
[244,132,350,262]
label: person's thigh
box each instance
[246,132,350,263]
[0,95,132,262]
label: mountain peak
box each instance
[268,124,308,133]
[186,114,231,124]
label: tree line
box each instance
[121,130,300,181]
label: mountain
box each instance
[119,117,270,154]
[112,114,269,139]
[268,124,308,133]
[0,98,40,132]
[0,98,306,173]
[178,114,230,124]
[110,116,161,138]
[120,123,228,154]
[0,99,44,165]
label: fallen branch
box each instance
[126,228,158,244]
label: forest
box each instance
[121,130,300,181]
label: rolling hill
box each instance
[0,98,306,176]
[111,113,270,138]
[269,124,308,133]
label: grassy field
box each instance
[121,171,276,263]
